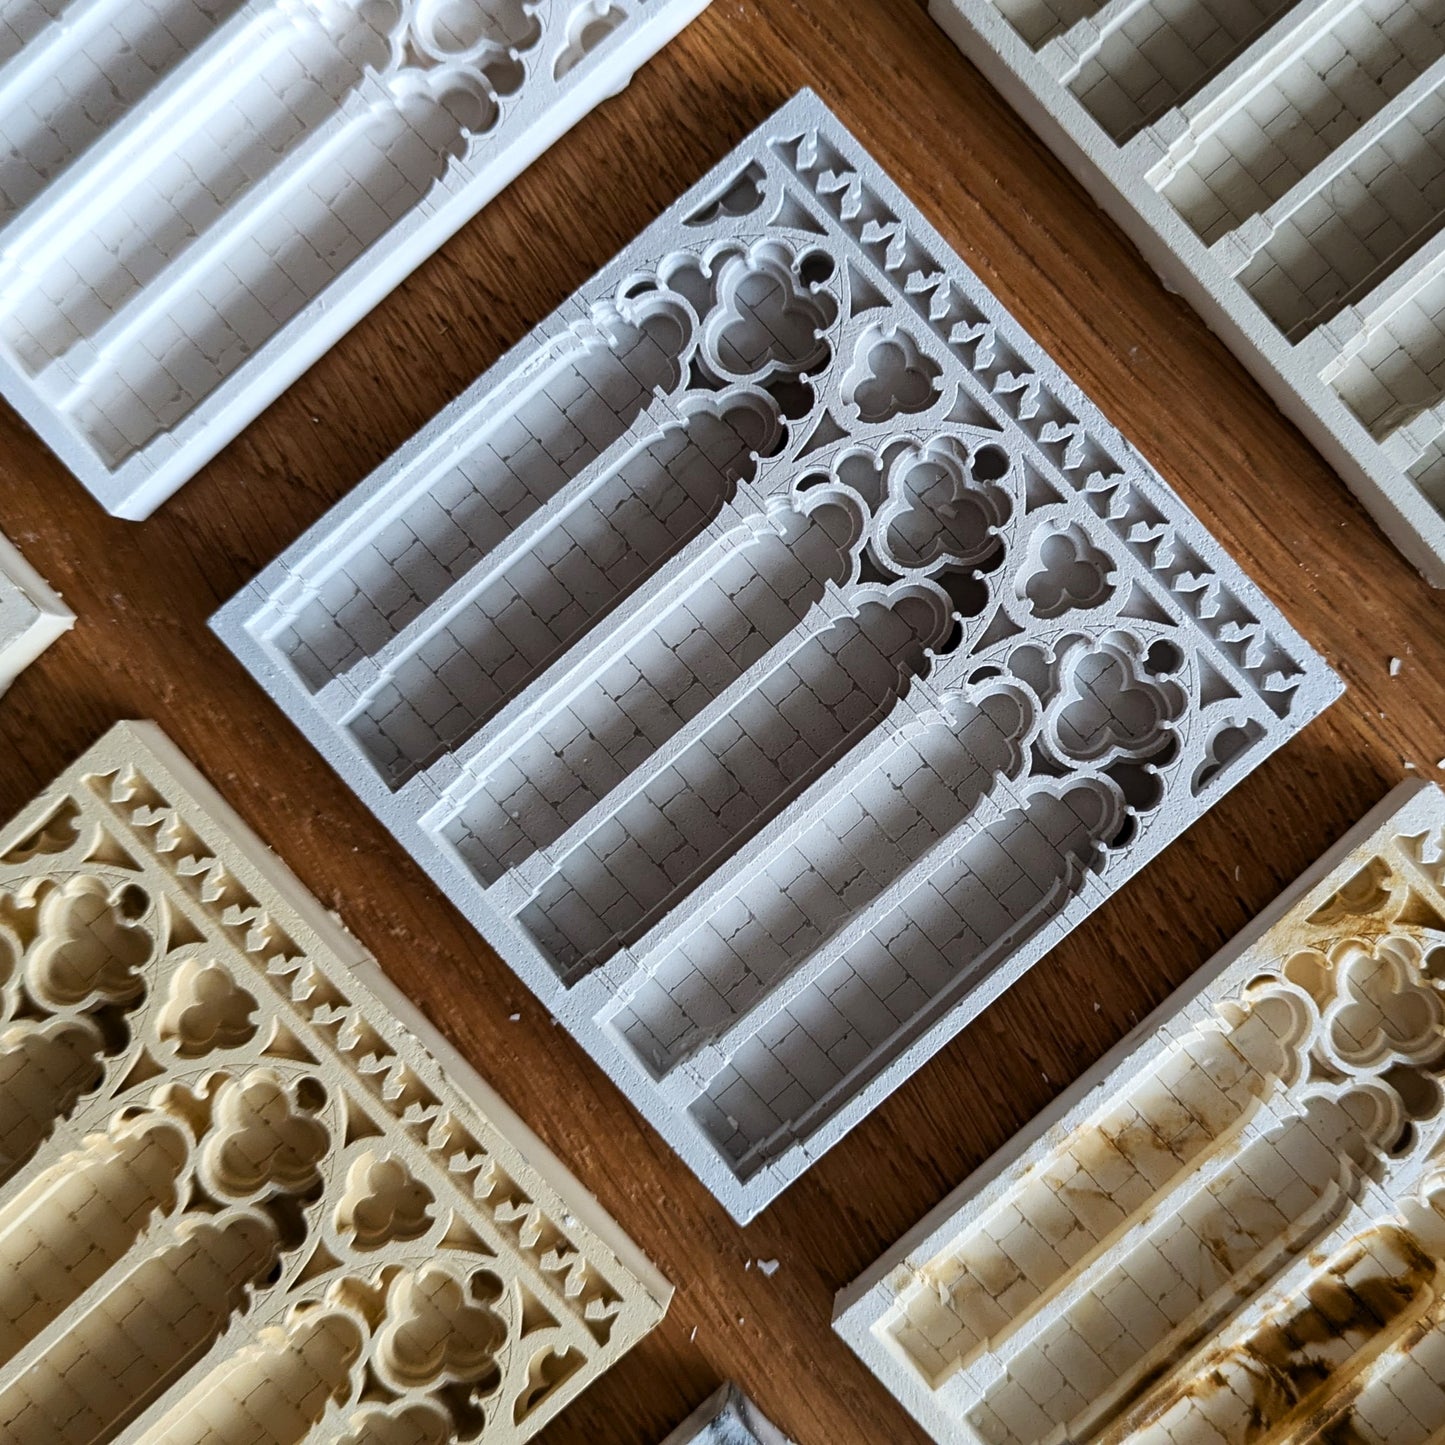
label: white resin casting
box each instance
[0,0,711,519]
[214,91,1342,1223]
[0,721,671,1442]
[836,780,1445,1445]
[0,528,71,695]
[931,0,1445,584]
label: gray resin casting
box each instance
[661,1386,793,1445]
[929,0,1445,584]
[214,91,1342,1223]
[0,0,710,518]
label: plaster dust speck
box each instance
[213,90,1342,1224]
[0,528,71,695]
[836,779,1445,1445]
[0,0,711,520]
[661,1385,794,1445]
[0,721,670,1444]
[930,0,1445,585]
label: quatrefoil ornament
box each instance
[872,437,1012,576]
[1035,633,1188,769]
[386,0,543,70]
[1321,937,1445,1073]
[699,240,838,386]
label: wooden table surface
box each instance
[2,0,1439,1439]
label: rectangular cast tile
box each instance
[0,720,670,1443]
[0,528,71,694]
[930,0,1445,584]
[214,90,1342,1223]
[661,1384,794,1444]
[836,778,1445,1445]
[0,0,710,518]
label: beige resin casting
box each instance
[837,779,1445,1444]
[0,722,670,1443]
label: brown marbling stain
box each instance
[1095,1227,1436,1445]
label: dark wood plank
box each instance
[0,0,1437,1439]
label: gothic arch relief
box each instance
[0,723,669,1443]
[838,780,1445,1445]
[215,93,1340,1223]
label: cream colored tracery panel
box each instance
[0,721,670,1444]
[837,779,1445,1445]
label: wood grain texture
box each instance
[0,0,1437,1439]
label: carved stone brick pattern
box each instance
[0,0,711,519]
[0,529,71,696]
[930,0,1445,584]
[214,91,1342,1223]
[836,779,1445,1445]
[661,1384,794,1445]
[0,721,670,1443]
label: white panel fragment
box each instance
[0,721,671,1442]
[930,0,1445,584]
[0,0,711,519]
[661,1385,794,1445]
[0,529,71,694]
[214,90,1342,1223]
[836,779,1445,1445]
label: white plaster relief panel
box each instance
[660,1384,794,1445]
[931,0,1445,585]
[212,91,1342,1224]
[0,0,711,520]
[0,720,671,1443]
[835,779,1445,1445]
[0,528,71,696]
